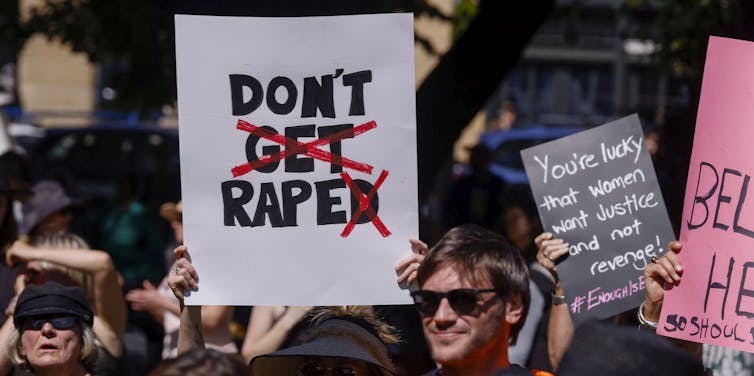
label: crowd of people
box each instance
[0,127,739,376]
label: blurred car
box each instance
[478,126,582,185]
[26,124,181,207]
[8,121,46,153]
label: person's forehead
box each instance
[422,263,492,290]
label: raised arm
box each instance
[167,245,205,355]
[534,232,573,371]
[241,305,312,362]
[6,240,127,356]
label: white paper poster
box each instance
[175,14,418,305]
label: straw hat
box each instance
[160,201,182,222]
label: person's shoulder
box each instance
[421,369,440,376]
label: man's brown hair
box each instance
[416,224,530,343]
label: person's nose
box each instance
[40,322,56,337]
[433,297,458,325]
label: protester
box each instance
[396,224,534,376]
[444,145,506,230]
[126,200,237,359]
[397,221,550,371]
[249,307,398,376]
[2,233,127,374]
[1,282,98,375]
[0,171,27,325]
[167,245,398,375]
[533,232,573,370]
[18,180,76,240]
[92,173,163,289]
[499,193,551,370]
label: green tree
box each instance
[7,0,452,113]
[4,0,554,243]
[626,0,754,87]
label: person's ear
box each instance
[504,294,524,325]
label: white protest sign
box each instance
[175,14,417,306]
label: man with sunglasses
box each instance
[402,225,532,376]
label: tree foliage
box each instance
[625,0,754,85]
[5,0,452,113]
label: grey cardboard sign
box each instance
[521,114,675,324]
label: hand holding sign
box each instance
[394,238,429,291]
[642,241,684,323]
[175,14,418,306]
[534,232,568,281]
[169,245,199,302]
[656,37,754,352]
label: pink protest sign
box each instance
[657,36,754,351]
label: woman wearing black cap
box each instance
[3,281,98,375]
[1,233,126,374]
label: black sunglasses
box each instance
[23,315,78,330]
[410,288,502,316]
[298,361,358,376]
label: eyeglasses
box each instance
[410,288,501,316]
[298,362,358,376]
[22,316,78,330]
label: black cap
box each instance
[13,282,94,328]
[250,318,394,376]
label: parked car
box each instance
[478,126,582,185]
[26,124,181,207]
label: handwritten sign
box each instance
[522,114,675,324]
[657,37,754,351]
[174,14,418,306]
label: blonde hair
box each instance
[309,306,399,345]
[29,233,94,301]
[304,306,399,372]
[7,320,100,371]
[30,232,90,250]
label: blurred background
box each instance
[2,1,754,374]
[3,0,754,240]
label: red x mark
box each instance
[340,170,391,238]
[231,119,377,177]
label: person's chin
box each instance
[30,356,64,368]
[429,335,469,363]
